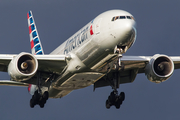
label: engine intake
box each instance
[8,52,38,81]
[145,54,174,83]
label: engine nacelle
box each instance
[145,54,174,83]
[8,52,38,81]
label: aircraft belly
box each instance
[55,72,104,90]
[48,89,72,98]
[49,72,104,98]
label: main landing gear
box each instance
[105,53,125,109]
[30,72,49,108]
[106,91,125,109]
[30,91,49,108]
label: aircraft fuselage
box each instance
[48,10,137,98]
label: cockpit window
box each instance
[126,16,131,19]
[131,16,135,20]
[112,17,115,21]
[120,16,126,19]
[114,16,119,20]
[112,16,135,21]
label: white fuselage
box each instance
[48,10,137,98]
[51,10,136,69]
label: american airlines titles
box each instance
[64,25,91,54]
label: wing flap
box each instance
[94,69,138,89]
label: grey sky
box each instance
[0,0,180,119]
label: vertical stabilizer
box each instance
[27,11,44,55]
[27,11,43,95]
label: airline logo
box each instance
[64,26,89,54]
[64,21,94,54]
[90,25,93,35]
[27,11,43,55]
[90,20,94,35]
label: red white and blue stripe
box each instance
[27,11,44,55]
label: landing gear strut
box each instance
[105,54,125,109]
[30,72,49,108]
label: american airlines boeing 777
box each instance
[0,10,179,109]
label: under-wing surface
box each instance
[0,10,180,109]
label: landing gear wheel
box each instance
[109,91,116,102]
[115,101,121,109]
[43,91,49,100]
[29,91,49,108]
[33,91,40,102]
[115,97,123,109]
[39,100,45,108]
[106,100,111,109]
[30,99,35,108]
[119,92,125,101]
[30,93,39,108]
[105,91,125,109]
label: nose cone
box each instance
[111,19,136,47]
[117,19,136,35]
[124,20,136,33]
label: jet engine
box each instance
[145,54,174,83]
[8,52,38,81]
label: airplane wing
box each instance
[0,54,67,72]
[0,53,179,89]
[33,54,67,73]
[0,54,67,86]
[94,55,180,89]
[170,56,180,69]
[121,56,180,72]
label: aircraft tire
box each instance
[34,91,40,102]
[39,98,45,108]
[109,91,116,103]
[30,99,35,108]
[43,91,49,100]
[39,102,44,108]
[115,99,122,109]
[106,100,111,109]
[119,92,125,101]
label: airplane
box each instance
[0,9,179,109]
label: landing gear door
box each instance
[95,18,102,34]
